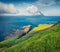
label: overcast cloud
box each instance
[0,0,60,16]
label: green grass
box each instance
[0,22,60,52]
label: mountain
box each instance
[0,22,60,52]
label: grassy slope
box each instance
[31,24,53,32]
[0,22,60,52]
[0,24,53,48]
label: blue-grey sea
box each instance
[0,16,60,41]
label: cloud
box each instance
[0,2,60,16]
[0,3,41,16]
[16,5,39,16]
[0,2,17,13]
[26,5,41,15]
[34,0,56,6]
[42,8,60,16]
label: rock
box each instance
[23,25,32,33]
[5,25,32,40]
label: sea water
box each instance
[0,16,60,41]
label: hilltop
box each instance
[0,22,60,52]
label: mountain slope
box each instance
[0,22,60,52]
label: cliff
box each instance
[5,25,32,40]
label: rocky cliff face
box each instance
[5,25,32,40]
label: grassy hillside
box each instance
[0,22,60,52]
[30,24,53,32]
[0,24,53,48]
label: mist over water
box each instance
[0,16,60,41]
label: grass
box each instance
[0,22,60,52]
[31,24,53,32]
[0,24,53,48]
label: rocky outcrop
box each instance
[23,25,31,33]
[5,25,32,40]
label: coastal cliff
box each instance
[5,25,32,40]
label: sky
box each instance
[0,0,60,16]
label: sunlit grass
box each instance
[32,24,53,32]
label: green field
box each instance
[0,22,60,52]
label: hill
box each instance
[0,22,60,52]
[30,24,53,32]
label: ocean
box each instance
[0,16,60,41]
